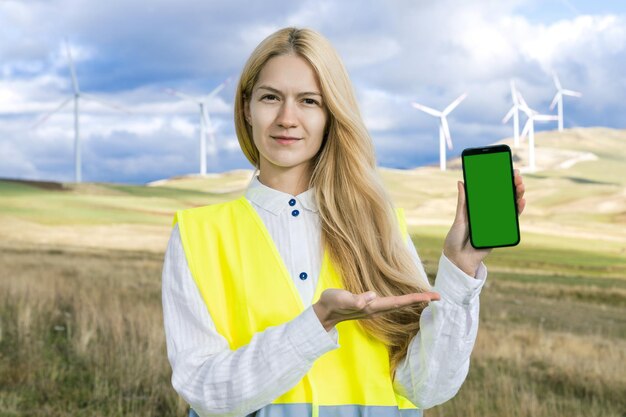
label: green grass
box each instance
[410,231,626,281]
[494,271,626,290]
[0,180,230,226]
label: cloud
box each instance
[0,0,624,184]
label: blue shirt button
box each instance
[299,272,308,280]
[289,198,296,206]
[291,209,300,217]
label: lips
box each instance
[272,136,302,140]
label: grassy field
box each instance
[0,127,624,416]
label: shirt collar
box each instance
[245,174,319,215]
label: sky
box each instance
[0,0,624,184]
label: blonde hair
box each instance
[234,27,432,378]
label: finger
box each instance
[406,291,440,303]
[517,198,526,215]
[514,170,523,186]
[516,183,525,199]
[453,181,466,225]
[368,292,440,314]
[418,291,441,301]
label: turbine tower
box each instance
[411,93,467,171]
[32,40,128,183]
[166,76,231,176]
[550,72,581,132]
[502,80,522,148]
[518,92,558,172]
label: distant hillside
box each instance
[0,127,624,255]
[379,127,626,249]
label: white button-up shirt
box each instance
[162,174,487,417]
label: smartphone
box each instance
[461,144,520,249]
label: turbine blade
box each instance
[211,119,222,132]
[519,104,535,117]
[31,96,73,129]
[207,130,217,154]
[534,114,558,122]
[562,89,582,97]
[411,102,441,117]
[206,76,233,100]
[64,40,80,94]
[440,117,453,150]
[552,72,562,90]
[443,92,467,115]
[517,91,537,116]
[510,80,518,104]
[516,90,529,110]
[202,108,211,132]
[549,93,560,110]
[81,93,132,113]
[503,106,515,124]
[520,119,531,140]
[164,88,200,103]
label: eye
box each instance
[261,94,279,101]
[303,98,320,106]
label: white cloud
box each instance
[170,116,196,138]
[336,35,402,69]
[0,141,39,178]
[0,0,624,183]
[517,15,625,72]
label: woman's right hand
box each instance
[312,288,441,332]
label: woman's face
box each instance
[244,54,328,180]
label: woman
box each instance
[162,27,526,417]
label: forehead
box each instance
[254,54,321,93]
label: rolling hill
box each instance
[0,127,624,260]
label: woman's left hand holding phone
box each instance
[443,169,526,277]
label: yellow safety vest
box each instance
[173,195,421,417]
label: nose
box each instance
[276,99,298,129]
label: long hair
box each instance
[234,27,433,378]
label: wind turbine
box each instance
[517,91,558,172]
[411,93,467,171]
[166,76,232,176]
[502,80,522,148]
[550,72,581,132]
[32,40,129,183]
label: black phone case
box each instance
[461,144,520,249]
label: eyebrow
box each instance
[256,85,322,97]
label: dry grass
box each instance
[428,323,626,417]
[1,238,624,417]
[0,242,188,416]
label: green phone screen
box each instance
[462,149,520,248]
